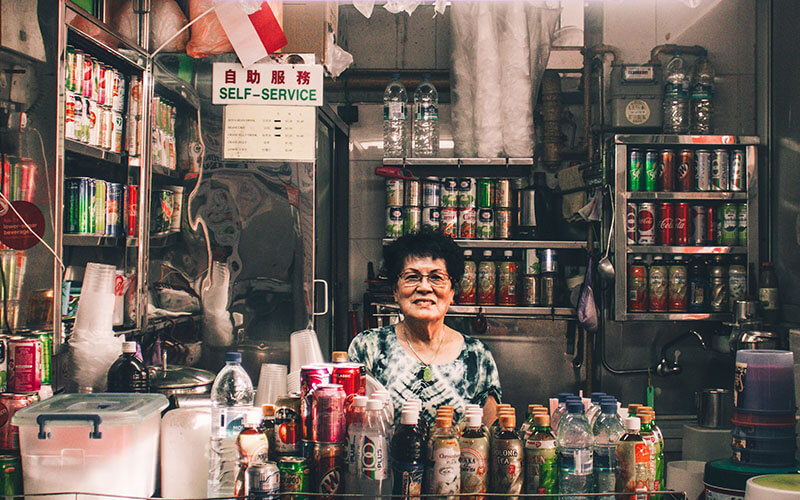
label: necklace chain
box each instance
[400,323,444,367]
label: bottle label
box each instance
[392,462,424,499]
[759,287,779,310]
[525,437,556,450]
[213,407,248,438]
[360,434,388,480]
[415,102,438,121]
[384,102,406,121]
[558,448,593,476]
[432,441,460,495]
[459,444,488,493]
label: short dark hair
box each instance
[383,230,465,287]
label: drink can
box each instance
[497,259,518,305]
[626,203,638,245]
[73,50,84,95]
[127,185,139,237]
[678,149,695,191]
[712,149,730,191]
[113,70,125,112]
[300,364,332,441]
[0,454,22,495]
[86,99,100,147]
[97,63,106,105]
[523,249,540,275]
[274,395,302,455]
[82,56,93,98]
[385,206,403,238]
[92,58,101,103]
[729,263,747,311]
[331,363,365,398]
[730,149,746,191]
[66,46,76,91]
[129,75,141,117]
[668,259,689,311]
[541,273,557,307]
[312,442,345,498]
[495,179,512,208]
[278,456,311,499]
[495,209,512,239]
[476,178,494,208]
[65,177,91,234]
[477,259,496,305]
[311,384,345,444]
[522,274,539,305]
[441,178,459,208]
[458,258,477,305]
[7,337,41,393]
[26,331,51,385]
[636,203,655,245]
[404,179,421,207]
[94,179,106,236]
[648,259,668,312]
[476,209,494,239]
[0,393,37,451]
[441,208,458,238]
[540,249,558,273]
[169,185,183,232]
[458,178,477,208]
[102,106,114,150]
[737,203,747,246]
[691,205,707,245]
[86,179,97,234]
[421,206,440,232]
[659,149,676,191]
[72,93,85,142]
[657,202,674,245]
[706,205,717,243]
[644,150,658,191]
[695,149,712,191]
[105,182,122,237]
[111,111,123,153]
[422,176,440,207]
[675,202,690,245]
[458,207,476,239]
[65,91,76,140]
[246,462,279,500]
[402,207,421,235]
[710,264,728,312]
[721,203,738,245]
[629,149,643,191]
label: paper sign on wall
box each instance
[223,105,315,161]
[212,62,323,106]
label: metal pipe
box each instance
[324,69,450,93]
[649,44,707,64]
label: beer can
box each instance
[7,336,41,393]
[458,178,477,208]
[386,177,404,207]
[127,185,139,237]
[91,58,102,103]
[712,149,730,191]
[101,106,113,150]
[441,208,458,238]
[495,209,512,239]
[65,177,92,234]
[404,179,421,207]
[495,179,512,208]
[0,393,38,451]
[278,456,311,499]
[691,205,707,245]
[274,395,302,455]
[26,331,51,385]
[0,454,22,495]
[422,176,440,207]
[311,384,345,444]
[675,202,690,245]
[65,46,76,92]
[522,274,540,305]
[106,182,122,237]
[636,203,655,245]
[629,149,643,191]
[86,99,100,147]
[458,207,476,239]
[114,70,126,113]
[402,207,421,235]
[72,93,85,142]
[421,206,440,232]
[476,208,494,239]
[695,149,712,191]
[721,203,738,245]
[97,63,106,105]
[737,203,747,246]
[94,179,106,236]
[300,364,332,441]
[626,203,638,245]
[246,462,279,500]
[111,111,124,153]
[313,442,345,498]
[657,202,674,245]
[678,149,695,191]
[331,363,366,398]
[730,150,746,191]
[441,178,459,208]
[706,205,717,244]
[659,149,676,191]
[476,178,494,208]
[64,91,76,140]
[644,150,658,191]
[82,56,93,98]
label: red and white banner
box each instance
[214,1,287,68]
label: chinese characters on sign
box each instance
[213,63,323,106]
[223,105,316,161]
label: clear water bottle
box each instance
[383,73,408,158]
[691,56,715,134]
[592,400,624,496]
[412,73,440,158]
[556,401,594,499]
[346,396,368,494]
[208,352,254,497]
[586,392,607,427]
[360,398,392,499]
[663,54,690,133]
[550,393,574,433]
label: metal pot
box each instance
[202,341,279,383]
[696,388,733,428]
[148,364,215,397]
[734,329,781,351]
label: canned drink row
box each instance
[628,148,746,192]
[246,444,345,500]
[64,91,124,153]
[0,155,36,205]
[64,177,130,237]
[0,250,26,302]
[627,201,746,246]
[151,96,178,170]
[0,331,53,395]
[386,177,513,209]
[150,186,183,235]
[65,45,126,111]
[386,206,514,240]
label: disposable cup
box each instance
[255,363,288,406]
[82,262,116,294]
[290,329,324,373]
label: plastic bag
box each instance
[186,0,234,58]
[578,256,599,333]
[324,32,353,78]
[110,0,189,53]
[352,0,375,18]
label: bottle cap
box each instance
[400,410,419,425]
[122,341,137,354]
[465,403,480,412]
[225,352,242,363]
[366,399,383,411]
[261,404,275,417]
[625,417,641,431]
[435,416,452,428]
[531,408,549,415]
[439,405,454,412]
[467,412,482,428]
[499,414,516,428]
[353,396,368,408]
[483,250,492,257]
[566,402,584,414]
[557,393,573,402]
[534,414,550,427]
[600,401,618,414]
[628,403,642,414]
[640,413,653,425]
[590,392,607,403]
[639,406,654,413]
[527,404,537,413]
[331,351,348,363]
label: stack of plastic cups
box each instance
[288,329,325,393]
[255,363,288,406]
[731,350,797,467]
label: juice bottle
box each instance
[525,414,557,496]
[615,417,649,500]
[234,410,270,497]
[459,411,489,499]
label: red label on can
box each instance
[312,384,346,444]
[705,206,717,243]
[626,204,638,244]
[301,365,332,441]
[675,203,690,245]
[441,208,458,238]
[657,203,674,245]
[678,150,695,192]
[637,203,655,245]
[8,338,41,393]
[659,150,675,191]
[628,265,648,312]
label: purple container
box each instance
[734,350,796,413]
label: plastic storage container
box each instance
[734,350,795,413]
[12,393,168,498]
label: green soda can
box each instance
[94,179,106,236]
[644,150,658,191]
[28,330,52,385]
[525,414,557,496]
[721,203,738,246]
[0,455,22,496]
[476,178,494,208]
[629,149,643,191]
[278,456,311,500]
[737,203,747,246]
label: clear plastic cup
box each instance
[289,329,324,373]
[255,363,288,406]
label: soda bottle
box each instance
[412,73,440,158]
[391,409,426,499]
[106,341,149,392]
[459,411,489,499]
[235,409,270,496]
[690,56,714,134]
[345,396,368,495]
[258,404,276,461]
[359,398,391,499]
[592,400,624,497]
[490,414,524,498]
[663,54,690,133]
[556,401,594,499]
[383,73,408,158]
[615,417,649,500]
[428,416,460,499]
[586,392,607,427]
[208,352,255,497]
[638,408,664,498]
[525,414,557,496]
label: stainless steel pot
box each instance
[148,365,215,397]
[696,388,733,428]
[734,329,781,351]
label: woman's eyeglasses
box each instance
[398,271,452,289]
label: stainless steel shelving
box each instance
[382,238,588,250]
[64,139,125,165]
[627,245,747,254]
[375,302,575,318]
[63,234,123,247]
[383,157,534,166]
[626,191,748,201]
[622,312,733,322]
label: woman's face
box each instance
[393,256,454,323]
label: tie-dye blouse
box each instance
[347,324,502,424]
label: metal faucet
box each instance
[656,329,707,376]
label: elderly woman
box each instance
[348,230,501,425]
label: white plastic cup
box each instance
[289,329,324,373]
[82,262,116,294]
[255,363,288,406]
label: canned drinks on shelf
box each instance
[458,207,476,239]
[629,149,643,191]
[385,179,403,206]
[458,178,476,208]
[402,206,421,235]
[477,251,496,305]
[626,203,638,244]
[657,203,673,245]
[126,185,139,237]
[476,178,494,208]
[628,256,648,312]
[644,150,658,191]
[690,205,707,245]
[675,202,690,246]
[7,336,41,393]
[476,208,494,239]
[695,149,712,191]
[441,208,458,238]
[312,442,345,497]
[311,384,346,444]
[422,176,440,207]
[737,203,747,246]
[246,462,279,500]
[495,209,512,239]
[659,149,676,191]
[458,251,477,305]
[441,178,458,208]
[730,150,746,191]
[668,256,689,312]
[636,203,655,245]
[0,393,39,451]
[678,150,694,192]
[386,207,403,238]
[648,256,668,312]
[421,206,440,232]
[404,179,421,207]
[278,456,311,498]
[720,203,738,246]
[495,178,512,208]
[712,149,730,191]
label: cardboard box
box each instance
[281,1,338,65]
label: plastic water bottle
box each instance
[550,393,574,433]
[345,396,368,494]
[383,73,408,158]
[360,398,392,499]
[586,392,607,427]
[556,401,594,499]
[208,352,254,497]
[592,400,624,496]
[690,56,714,134]
[663,54,690,133]
[412,73,440,157]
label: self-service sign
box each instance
[212,62,323,106]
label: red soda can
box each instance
[705,205,717,243]
[691,205,707,245]
[657,202,674,245]
[126,185,138,236]
[97,64,106,105]
[300,364,332,441]
[7,337,41,393]
[311,383,346,444]
[626,203,638,245]
[628,258,648,312]
[313,442,345,498]
[678,150,695,192]
[659,149,676,191]
[675,202,690,245]
[82,57,93,98]
[0,392,39,451]
[331,363,365,398]
[636,203,655,245]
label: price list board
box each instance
[223,105,316,161]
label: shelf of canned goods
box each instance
[613,134,759,322]
[382,238,589,250]
[374,301,577,319]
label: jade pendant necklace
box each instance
[399,323,444,383]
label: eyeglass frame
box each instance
[396,270,454,289]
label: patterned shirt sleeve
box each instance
[472,338,502,406]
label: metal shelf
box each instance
[375,302,575,318]
[66,13,147,71]
[382,239,588,250]
[627,245,747,254]
[614,134,760,146]
[626,191,748,201]
[384,157,534,166]
[622,312,733,322]
[65,139,125,165]
[63,234,122,247]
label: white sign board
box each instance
[223,105,316,161]
[212,62,323,106]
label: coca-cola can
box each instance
[657,203,674,245]
[637,203,655,245]
[659,150,676,191]
[311,383,346,444]
[691,205,707,245]
[675,202,690,245]
[626,203,638,245]
[300,364,332,441]
[695,150,712,191]
[678,149,695,192]
[706,205,717,243]
[331,363,366,398]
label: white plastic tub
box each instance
[12,393,168,498]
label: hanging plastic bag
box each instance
[577,256,599,333]
[324,32,354,78]
[352,0,375,18]
[111,0,188,53]
[186,0,234,58]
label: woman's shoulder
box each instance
[353,324,396,344]
[459,332,488,352]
